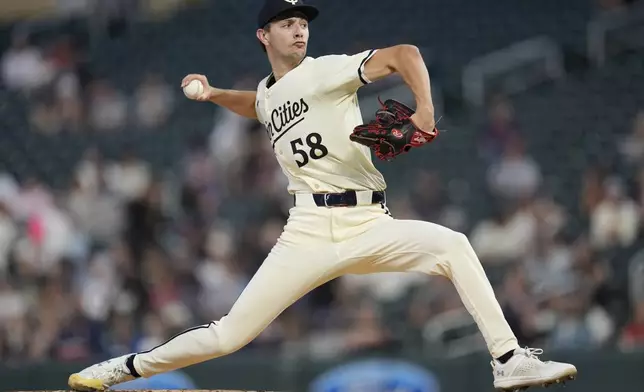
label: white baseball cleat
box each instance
[68,354,136,391]
[491,347,577,391]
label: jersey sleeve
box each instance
[315,49,378,98]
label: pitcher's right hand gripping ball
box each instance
[350,98,439,161]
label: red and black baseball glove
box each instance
[350,98,439,161]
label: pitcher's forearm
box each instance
[208,87,258,119]
[390,45,434,114]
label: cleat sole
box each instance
[68,374,105,392]
[495,368,578,392]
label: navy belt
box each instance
[311,190,386,207]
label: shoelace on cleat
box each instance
[490,347,544,370]
[522,347,544,359]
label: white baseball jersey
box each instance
[255,49,387,194]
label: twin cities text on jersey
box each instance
[265,98,309,143]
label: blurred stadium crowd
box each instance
[1,0,644,366]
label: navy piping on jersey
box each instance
[266,74,276,89]
[358,49,376,85]
[380,202,392,217]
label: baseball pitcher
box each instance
[68,1,577,391]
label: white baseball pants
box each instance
[134,194,518,377]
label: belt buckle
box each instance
[324,193,331,207]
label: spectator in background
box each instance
[590,176,639,250]
[141,247,192,331]
[470,202,536,264]
[1,32,54,93]
[75,148,104,193]
[400,171,470,233]
[56,0,94,19]
[531,193,567,238]
[479,95,520,163]
[123,181,166,267]
[29,274,73,360]
[242,126,292,214]
[402,285,437,349]
[571,238,610,306]
[103,312,139,357]
[634,166,644,219]
[0,173,21,274]
[342,299,391,356]
[53,290,95,361]
[29,93,65,134]
[618,299,644,351]
[619,251,644,350]
[208,77,257,170]
[486,134,542,201]
[48,36,83,132]
[499,266,544,348]
[422,281,488,358]
[0,172,19,210]
[54,69,83,132]
[438,179,470,233]
[9,179,75,275]
[134,72,175,129]
[87,79,128,132]
[0,277,29,363]
[523,230,573,300]
[545,278,615,350]
[629,251,644,305]
[137,312,168,352]
[68,149,123,243]
[0,202,17,275]
[180,138,219,222]
[67,178,124,245]
[195,227,247,321]
[0,279,28,332]
[94,0,142,39]
[618,110,644,166]
[580,166,607,220]
[407,170,445,222]
[338,271,428,305]
[104,150,152,202]
[79,248,122,324]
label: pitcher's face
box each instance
[259,16,309,61]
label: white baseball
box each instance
[183,79,204,99]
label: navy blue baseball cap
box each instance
[257,0,319,29]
